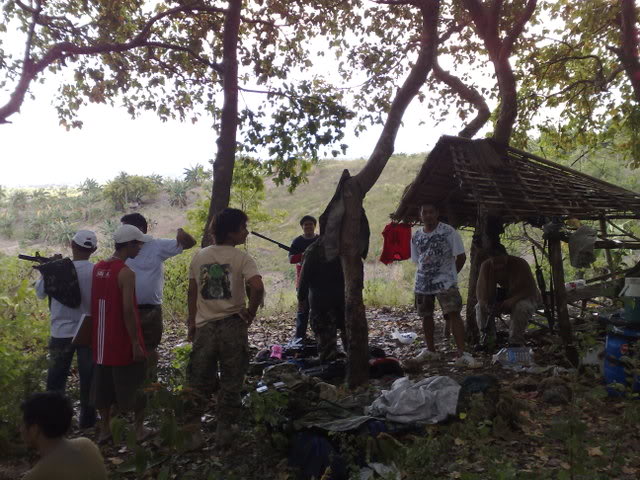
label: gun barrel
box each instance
[18,254,43,262]
[250,231,291,252]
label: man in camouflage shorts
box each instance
[297,237,347,362]
[408,203,479,368]
[186,208,264,447]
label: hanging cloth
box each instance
[379,222,412,265]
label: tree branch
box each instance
[461,0,489,37]
[23,0,43,66]
[355,0,440,194]
[372,0,416,5]
[440,18,469,43]
[144,41,223,73]
[16,0,88,38]
[0,4,224,124]
[502,0,537,58]
[619,0,640,102]
[432,59,490,138]
[488,0,503,34]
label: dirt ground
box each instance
[3,307,640,479]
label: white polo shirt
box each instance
[125,238,183,305]
[36,260,94,338]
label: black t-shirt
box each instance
[290,235,318,256]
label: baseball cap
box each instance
[113,224,152,244]
[72,230,98,249]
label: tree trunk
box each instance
[340,180,368,388]
[459,0,537,146]
[492,55,518,145]
[202,0,242,247]
[337,0,440,388]
[620,0,640,103]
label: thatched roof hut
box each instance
[394,135,640,365]
[393,136,640,227]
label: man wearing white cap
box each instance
[36,229,98,429]
[120,213,196,380]
[91,224,152,443]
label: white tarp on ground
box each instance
[365,376,461,424]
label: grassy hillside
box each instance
[0,154,427,311]
[254,154,423,267]
[2,146,639,312]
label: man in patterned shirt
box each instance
[407,203,479,368]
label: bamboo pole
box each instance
[600,217,616,272]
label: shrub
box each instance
[183,164,210,186]
[165,179,189,208]
[163,252,193,323]
[147,173,165,187]
[78,178,101,197]
[100,218,120,238]
[0,214,15,238]
[103,172,159,211]
[0,258,49,453]
[10,190,29,209]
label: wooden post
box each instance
[465,239,482,343]
[548,235,579,366]
[465,214,500,344]
[599,216,615,273]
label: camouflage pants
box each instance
[138,305,163,383]
[310,305,347,363]
[475,298,537,345]
[186,315,249,424]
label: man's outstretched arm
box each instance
[176,228,197,250]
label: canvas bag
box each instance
[34,258,82,308]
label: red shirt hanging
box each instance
[379,223,412,265]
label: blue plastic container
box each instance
[604,326,640,396]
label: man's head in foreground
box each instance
[21,392,72,448]
[212,208,249,246]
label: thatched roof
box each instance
[393,136,640,227]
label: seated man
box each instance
[297,236,347,362]
[476,245,541,348]
[20,392,107,480]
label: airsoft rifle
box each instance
[251,231,291,252]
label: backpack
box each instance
[35,258,82,308]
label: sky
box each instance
[1,79,465,188]
[0,6,486,189]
